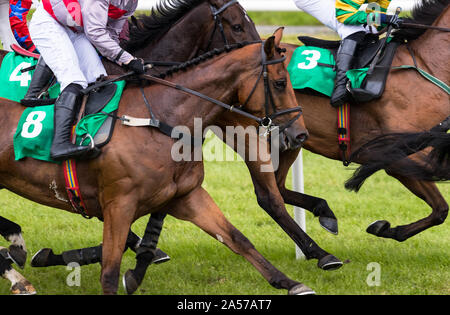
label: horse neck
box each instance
[149,45,260,131]
[134,3,212,62]
[408,7,450,82]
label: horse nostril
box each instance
[296,132,308,144]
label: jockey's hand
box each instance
[388,15,404,28]
[381,14,404,28]
[125,58,146,74]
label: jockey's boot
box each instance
[21,57,54,106]
[330,37,359,108]
[50,84,92,161]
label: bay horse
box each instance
[5,0,340,290]
[123,1,450,292]
[271,0,450,242]
[0,26,315,295]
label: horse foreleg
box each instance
[31,229,143,268]
[100,200,136,295]
[0,247,35,295]
[249,166,342,270]
[0,217,27,268]
[280,190,339,235]
[123,212,168,295]
[367,174,449,242]
[170,187,315,295]
[274,149,339,234]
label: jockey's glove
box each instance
[367,13,404,29]
[125,58,146,74]
[383,14,404,28]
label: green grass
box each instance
[0,139,448,295]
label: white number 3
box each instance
[298,50,321,70]
[21,111,47,139]
[10,62,32,87]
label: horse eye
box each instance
[273,79,287,90]
[232,24,243,33]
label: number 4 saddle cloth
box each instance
[0,52,126,163]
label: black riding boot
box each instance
[50,84,91,161]
[330,38,359,108]
[21,57,54,106]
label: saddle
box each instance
[297,33,401,103]
[10,45,120,149]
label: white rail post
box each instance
[292,150,306,260]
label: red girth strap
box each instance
[62,126,91,219]
[337,103,351,166]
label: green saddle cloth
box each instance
[287,46,368,97]
[0,52,126,163]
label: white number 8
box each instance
[21,111,47,139]
[298,50,321,70]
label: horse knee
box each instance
[432,205,449,225]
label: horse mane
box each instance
[122,0,207,52]
[394,0,450,40]
[156,41,261,79]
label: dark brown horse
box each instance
[0,24,316,295]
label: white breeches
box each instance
[292,0,367,39]
[29,4,106,91]
[0,0,19,51]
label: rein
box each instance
[131,42,302,141]
[399,22,450,33]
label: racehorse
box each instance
[123,1,450,292]
[1,0,341,293]
[123,1,450,291]
[271,0,450,242]
[0,17,316,295]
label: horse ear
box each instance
[130,15,145,30]
[273,27,284,47]
[264,36,275,59]
[130,16,138,27]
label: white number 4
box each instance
[10,62,32,87]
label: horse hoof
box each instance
[367,220,391,236]
[123,270,140,295]
[8,245,27,269]
[152,248,171,264]
[31,248,53,267]
[288,284,315,295]
[11,281,36,295]
[319,217,338,235]
[317,254,343,271]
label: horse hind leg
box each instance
[170,187,315,295]
[367,174,448,242]
[0,217,27,268]
[0,247,36,295]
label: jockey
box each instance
[0,0,19,51]
[26,0,143,161]
[293,0,402,107]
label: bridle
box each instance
[205,0,240,51]
[135,41,303,140]
[240,43,303,134]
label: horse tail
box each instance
[345,130,450,192]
